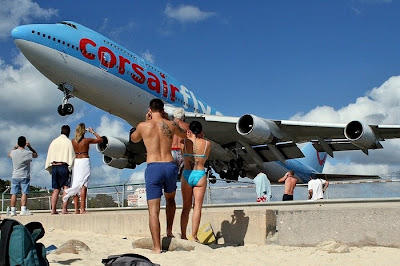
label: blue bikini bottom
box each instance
[182,169,206,187]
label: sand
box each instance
[40,229,400,266]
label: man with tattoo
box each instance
[131,98,187,253]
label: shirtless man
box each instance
[130,98,186,253]
[171,108,189,180]
[278,170,297,201]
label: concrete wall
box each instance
[7,199,400,247]
[275,200,400,247]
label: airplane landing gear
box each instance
[206,165,217,184]
[217,158,246,183]
[58,103,74,116]
[57,83,74,116]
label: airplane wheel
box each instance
[226,169,238,181]
[229,159,237,169]
[232,170,239,181]
[239,169,246,178]
[219,171,227,180]
[208,174,217,184]
[63,103,74,115]
[57,105,66,116]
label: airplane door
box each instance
[137,58,146,69]
[99,51,112,71]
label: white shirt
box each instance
[308,178,327,200]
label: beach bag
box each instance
[0,219,49,266]
[102,253,160,266]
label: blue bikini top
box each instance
[183,139,208,158]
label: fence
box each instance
[1,178,400,212]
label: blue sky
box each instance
[0,0,399,188]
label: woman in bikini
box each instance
[63,123,103,214]
[180,121,211,241]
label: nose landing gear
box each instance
[57,83,74,116]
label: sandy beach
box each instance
[41,228,400,266]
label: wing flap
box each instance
[312,140,383,153]
[253,142,304,162]
[315,173,381,181]
[372,125,400,139]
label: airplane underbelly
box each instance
[262,162,290,182]
[15,39,151,126]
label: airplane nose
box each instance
[11,26,23,39]
[11,25,30,39]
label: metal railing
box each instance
[1,178,400,212]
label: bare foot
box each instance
[188,235,200,243]
[51,211,59,215]
[151,249,162,254]
[74,210,80,214]
[80,210,88,214]
[167,233,175,238]
[62,211,69,214]
[192,237,201,243]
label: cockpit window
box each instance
[58,21,77,29]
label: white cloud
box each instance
[0,54,61,119]
[128,165,146,184]
[90,164,124,185]
[324,160,390,176]
[291,76,400,125]
[141,50,155,64]
[164,4,216,24]
[292,76,400,176]
[0,0,58,40]
[97,115,128,138]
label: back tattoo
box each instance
[158,121,172,139]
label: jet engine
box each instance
[103,156,136,169]
[96,136,127,158]
[236,114,282,144]
[344,121,379,149]
[96,136,146,170]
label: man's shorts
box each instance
[145,162,178,200]
[171,149,184,179]
[11,178,30,195]
[52,164,70,189]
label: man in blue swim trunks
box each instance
[131,98,186,254]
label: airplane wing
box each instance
[315,173,381,182]
[184,112,400,163]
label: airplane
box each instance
[11,21,399,183]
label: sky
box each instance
[0,0,399,188]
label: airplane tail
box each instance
[297,143,327,173]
